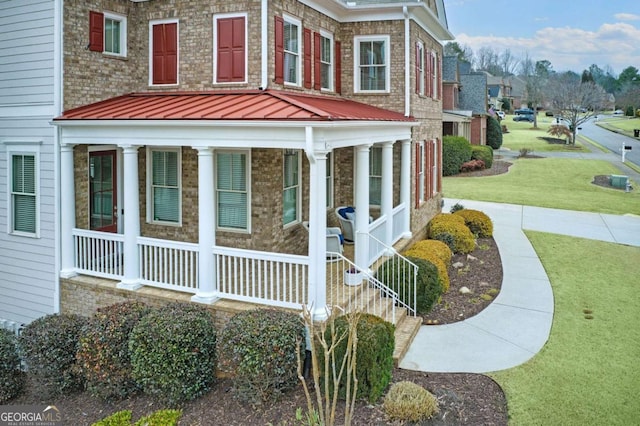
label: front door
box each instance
[89,150,118,233]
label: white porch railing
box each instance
[214,246,309,310]
[138,237,199,293]
[73,229,124,279]
[391,204,407,241]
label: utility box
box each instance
[634,129,639,137]
[610,175,629,189]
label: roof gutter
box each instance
[403,6,410,117]
[261,0,268,90]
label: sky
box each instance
[444,0,640,76]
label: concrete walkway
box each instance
[400,198,640,374]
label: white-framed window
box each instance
[147,148,181,225]
[369,146,382,206]
[320,31,333,91]
[354,35,390,93]
[213,12,247,84]
[326,152,333,208]
[283,150,300,226]
[216,150,250,232]
[416,41,425,95]
[149,18,179,86]
[5,141,41,237]
[284,15,301,86]
[418,141,426,203]
[104,12,127,57]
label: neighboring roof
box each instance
[54,90,415,123]
[442,56,459,82]
[488,86,500,98]
[459,73,488,115]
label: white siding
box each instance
[0,0,56,326]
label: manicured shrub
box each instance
[432,231,455,251]
[403,240,452,292]
[0,328,24,403]
[323,313,395,403]
[129,303,217,405]
[486,115,503,149]
[383,381,439,422]
[133,409,182,426]
[449,202,465,213]
[91,410,132,426]
[442,136,472,176]
[427,214,475,254]
[19,313,87,397]
[460,159,485,172]
[377,256,442,314]
[453,209,493,238]
[217,309,305,404]
[471,144,494,169]
[76,301,150,400]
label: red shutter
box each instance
[427,141,433,199]
[274,16,284,85]
[335,40,341,94]
[415,43,420,94]
[152,23,178,85]
[425,50,432,98]
[437,54,442,100]
[415,143,420,208]
[303,28,312,89]
[217,17,246,82]
[89,11,104,52]
[313,32,321,90]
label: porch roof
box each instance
[54,89,416,123]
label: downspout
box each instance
[261,0,269,89]
[403,6,411,117]
[53,0,63,314]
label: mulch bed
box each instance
[9,162,514,425]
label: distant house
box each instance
[441,56,472,141]
[485,73,513,112]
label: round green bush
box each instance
[383,381,439,422]
[19,313,87,397]
[0,328,24,403]
[76,301,150,400]
[453,209,494,238]
[129,303,217,405]
[322,313,395,403]
[377,256,442,314]
[217,309,305,404]
[427,214,476,254]
[471,144,494,169]
[442,136,473,176]
[486,115,503,149]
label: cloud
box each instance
[454,22,640,75]
[614,13,640,21]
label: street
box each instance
[579,117,640,167]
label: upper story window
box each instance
[147,148,181,225]
[214,13,247,84]
[354,35,390,93]
[5,141,41,237]
[283,150,300,227]
[416,42,425,95]
[431,51,439,99]
[319,32,333,91]
[283,16,301,86]
[89,11,127,57]
[149,19,178,86]
[216,151,250,232]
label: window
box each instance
[89,11,127,57]
[283,150,300,226]
[369,146,382,206]
[216,151,249,231]
[150,19,178,85]
[354,35,390,93]
[432,52,439,99]
[431,139,439,196]
[326,152,333,208]
[417,142,425,203]
[283,16,301,85]
[315,32,333,91]
[214,14,246,83]
[6,143,40,237]
[416,42,424,95]
[148,148,181,224]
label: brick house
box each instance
[35,0,453,348]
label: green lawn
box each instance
[443,158,640,215]
[491,232,640,425]
[596,116,640,137]
[501,115,589,153]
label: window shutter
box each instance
[334,40,341,94]
[303,28,312,89]
[437,139,442,192]
[89,11,104,52]
[153,23,178,85]
[426,141,433,199]
[415,143,420,208]
[217,17,246,82]
[274,16,284,84]
[313,32,321,90]
[437,54,442,100]
[415,43,420,94]
[425,50,431,98]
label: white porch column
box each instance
[355,144,371,271]
[59,143,76,278]
[400,139,412,238]
[306,137,328,320]
[118,145,142,290]
[381,141,394,249]
[191,147,218,304]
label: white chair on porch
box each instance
[335,206,356,243]
[302,221,344,259]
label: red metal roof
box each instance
[55,89,415,122]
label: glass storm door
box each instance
[89,150,118,233]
